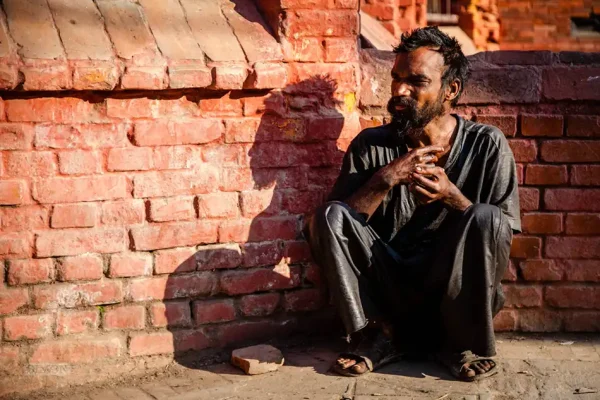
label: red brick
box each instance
[0,180,26,205]
[51,203,97,228]
[149,196,195,222]
[173,329,211,352]
[3,314,53,340]
[565,213,600,235]
[242,93,286,117]
[247,143,302,168]
[284,240,312,263]
[193,299,236,324]
[242,241,284,267]
[107,147,153,171]
[0,206,49,232]
[121,66,168,90]
[503,285,543,308]
[34,124,130,149]
[566,115,600,137]
[132,119,222,146]
[545,236,600,259]
[507,139,537,162]
[109,253,152,278]
[0,123,34,150]
[544,189,600,212]
[525,165,568,185]
[58,150,102,175]
[520,259,563,281]
[56,310,99,335]
[150,301,192,328]
[196,192,240,219]
[240,190,280,217]
[21,65,72,91]
[493,309,517,331]
[152,145,203,170]
[324,37,358,63]
[36,227,127,257]
[215,320,290,347]
[546,286,600,309]
[571,165,600,186]
[0,232,33,259]
[475,115,517,137]
[520,114,563,137]
[30,337,122,364]
[239,293,280,317]
[461,68,541,105]
[203,144,250,167]
[196,244,242,270]
[510,236,542,258]
[223,118,260,143]
[130,221,218,251]
[33,281,123,309]
[33,176,127,204]
[0,347,20,373]
[282,37,323,62]
[133,169,219,198]
[106,97,200,119]
[521,213,562,234]
[218,219,251,243]
[558,260,600,282]
[563,311,600,332]
[247,63,288,89]
[518,309,562,332]
[0,288,29,315]
[220,264,301,295]
[541,140,600,162]
[129,332,173,356]
[220,168,254,192]
[103,305,145,330]
[4,151,57,177]
[502,260,518,282]
[284,288,325,312]
[543,67,600,101]
[8,259,53,285]
[304,263,323,286]
[211,65,248,90]
[127,276,168,301]
[281,190,325,214]
[168,65,213,89]
[127,273,217,301]
[101,200,146,226]
[200,93,243,116]
[247,216,300,242]
[154,247,197,274]
[5,98,105,123]
[284,10,358,37]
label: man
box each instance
[306,27,519,381]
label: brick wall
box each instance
[361,0,427,38]
[499,0,600,51]
[457,0,501,51]
[361,49,600,333]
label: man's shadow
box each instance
[164,76,346,369]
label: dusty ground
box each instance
[6,333,600,400]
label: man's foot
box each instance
[438,351,498,382]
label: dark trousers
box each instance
[306,201,512,357]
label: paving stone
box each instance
[139,382,178,400]
[87,389,121,400]
[231,344,284,375]
[113,387,154,400]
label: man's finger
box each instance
[414,145,445,155]
[412,173,439,191]
[410,183,436,200]
[414,165,444,176]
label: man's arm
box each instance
[410,165,473,212]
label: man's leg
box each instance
[430,203,512,380]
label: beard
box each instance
[387,91,445,139]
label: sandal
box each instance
[330,332,403,377]
[437,350,498,382]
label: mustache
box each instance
[388,96,416,108]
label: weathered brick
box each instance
[127,273,217,301]
[33,281,123,309]
[247,63,288,89]
[109,253,152,278]
[101,200,146,226]
[149,196,195,222]
[33,176,127,204]
[196,244,243,270]
[203,144,250,167]
[0,123,34,150]
[121,66,168,90]
[5,98,107,123]
[128,332,173,356]
[8,259,53,285]
[150,301,192,328]
[105,97,200,120]
[200,93,243,116]
[242,241,284,267]
[324,37,358,63]
[518,309,562,332]
[220,264,301,295]
[521,213,562,234]
[0,288,29,315]
[51,203,97,228]
[304,263,323,286]
[133,169,219,198]
[543,67,600,101]
[239,293,280,317]
[281,190,325,214]
[224,118,260,143]
[0,180,26,205]
[131,221,219,251]
[510,236,542,259]
[493,309,517,331]
[133,119,222,146]
[4,151,57,177]
[566,115,600,137]
[56,310,99,335]
[520,260,563,281]
[211,65,249,90]
[103,305,145,330]
[36,227,127,257]
[107,147,153,171]
[284,10,358,37]
[546,286,600,309]
[504,285,543,308]
[214,320,288,347]
[519,188,540,211]
[0,206,49,232]
[507,139,537,162]
[4,314,53,341]
[240,190,280,217]
[525,165,568,185]
[284,240,312,263]
[58,150,102,175]
[461,67,541,104]
[30,337,122,364]
[196,192,240,219]
[565,213,600,235]
[242,93,286,117]
[475,115,517,137]
[544,189,600,211]
[284,288,325,312]
[558,260,600,282]
[521,114,563,137]
[34,124,130,149]
[220,168,254,192]
[545,236,600,259]
[193,299,236,324]
[563,311,600,332]
[0,347,20,372]
[247,216,300,242]
[154,247,197,274]
[571,165,600,186]
[0,232,33,259]
[152,145,203,170]
[541,140,600,163]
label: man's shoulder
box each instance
[463,119,510,151]
[350,124,394,149]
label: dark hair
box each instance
[393,26,469,106]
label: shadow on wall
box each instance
[163,76,347,368]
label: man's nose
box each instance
[392,82,410,97]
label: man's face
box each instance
[387,47,448,133]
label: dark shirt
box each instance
[328,114,521,254]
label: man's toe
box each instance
[351,361,368,374]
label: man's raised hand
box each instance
[376,145,445,189]
[410,164,473,211]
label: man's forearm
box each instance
[345,171,392,220]
[443,185,473,212]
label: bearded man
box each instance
[306,27,520,381]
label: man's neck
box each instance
[405,113,457,149]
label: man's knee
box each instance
[314,201,353,230]
[467,204,510,237]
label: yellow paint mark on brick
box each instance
[344,92,356,113]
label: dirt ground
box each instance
[5,333,600,400]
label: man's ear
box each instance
[445,79,461,103]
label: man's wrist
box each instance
[443,185,472,211]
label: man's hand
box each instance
[410,165,473,211]
[376,145,445,189]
